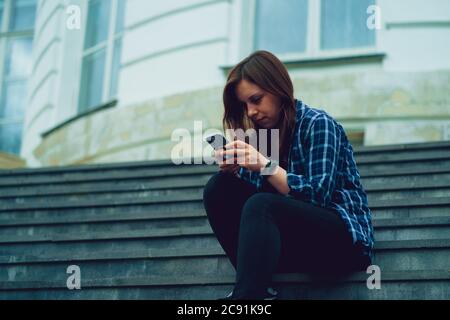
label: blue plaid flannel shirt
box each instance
[238,99,374,260]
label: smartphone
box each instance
[205,134,232,161]
[205,134,229,151]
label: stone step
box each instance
[367,187,450,202]
[1,171,450,201]
[0,191,205,212]
[0,222,448,250]
[2,233,447,270]
[352,140,450,154]
[2,183,450,208]
[0,267,448,300]
[1,240,449,281]
[2,182,450,210]
[0,140,448,177]
[355,149,450,164]
[0,174,213,198]
[368,205,450,219]
[0,187,207,210]
[0,212,449,242]
[361,172,450,190]
[0,204,206,226]
[0,225,448,272]
[357,159,450,177]
[1,195,450,227]
[0,165,217,187]
[373,216,450,241]
[1,200,450,243]
[0,153,450,187]
[0,215,209,237]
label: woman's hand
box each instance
[218,163,240,176]
[214,140,269,173]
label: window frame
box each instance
[78,0,124,114]
[229,0,381,65]
[0,0,36,154]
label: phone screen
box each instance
[205,134,228,151]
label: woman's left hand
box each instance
[214,139,269,173]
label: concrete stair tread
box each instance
[1,211,449,228]
[1,239,450,264]
[352,140,450,153]
[1,270,449,290]
[1,163,450,188]
[373,216,450,227]
[0,192,204,211]
[355,151,450,163]
[0,221,449,245]
[2,174,450,198]
[0,166,218,187]
[2,193,450,211]
[0,225,213,243]
[1,139,450,176]
[0,159,212,176]
[0,210,207,226]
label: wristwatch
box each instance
[261,159,279,176]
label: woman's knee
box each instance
[241,193,279,219]
[203,171,237,209]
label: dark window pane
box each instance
[0,0,4,29]
[0,80,27,119]
[84,0,111,49]
[321,0,376,50]
[4,37,33,79]
[255,0,308,55]
[9,0,37,31]
[115,0,125,34]
[79,49,106,113]
[0,122,23,154]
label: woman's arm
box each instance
[264,164,290,195]
[216,115,342,205]
[215,140,291,194]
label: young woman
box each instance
[203,50,374,300]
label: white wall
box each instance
[22,0,67,166]
[119,0,230,106]
[378,0,450,71]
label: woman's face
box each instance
[235,79,282,129]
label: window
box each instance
[254,0,376,58]
[0,0,37,155]
[255,0,308,55]
[321,0,375,50]
[78,0,125,114]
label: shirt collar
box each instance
[295,99,306,122]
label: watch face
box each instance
[261,159,279,176]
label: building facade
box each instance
[1,0,450,167]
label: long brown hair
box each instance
[222,50,297,170]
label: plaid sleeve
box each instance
[286,114,341,207]
[238,167,263,190]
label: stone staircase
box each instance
[0,141,449,299]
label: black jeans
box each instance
[203,171,370,299]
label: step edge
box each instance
[1,270,449,290]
